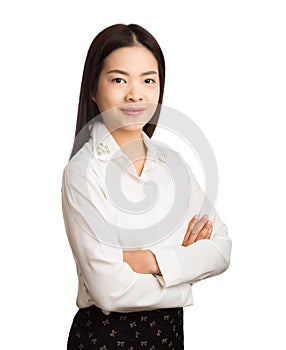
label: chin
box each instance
[120,123,145,132]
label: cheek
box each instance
[105,91,125,111]
[96,84,122,111]
[147,86,160,102]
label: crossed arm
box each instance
[123,215,213,275]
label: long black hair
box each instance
[74,24,165,141]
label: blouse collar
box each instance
[90,116,165,164]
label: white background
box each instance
[1,0,285,349]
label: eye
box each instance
[112,78,126,84]
[144,78,155,84]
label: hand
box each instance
[182,214,212,247]
[123,250,160,275]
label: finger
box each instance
[206,229,212,239]
[196,220,213,241]
[192,215,209,234]
[182,215,198,245]
[186,216,210,245]
[187,214,199,232]
[184,215,208,246]
[206,220,213,239]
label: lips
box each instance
[120,107,146,116]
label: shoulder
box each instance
[63,140,94,186]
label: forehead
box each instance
[103,46,158,71]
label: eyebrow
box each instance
[106,69,158,76]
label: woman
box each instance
[61,23,231,349]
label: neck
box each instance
[111,127,147,162]
[111,128,142,147]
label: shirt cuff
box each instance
[149,244,183,287]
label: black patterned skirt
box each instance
[67,305,184,350]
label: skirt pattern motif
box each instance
[67,305,184,350]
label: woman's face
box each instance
[94,45,160,132]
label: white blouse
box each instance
[61,117,231,315]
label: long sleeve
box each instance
[149,164,232,288]
[61,162,193,314]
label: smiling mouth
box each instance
[120,108,146,116]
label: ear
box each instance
[91,92,97,103]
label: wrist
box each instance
[147,250,161,275]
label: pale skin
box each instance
[94,45,213,276]
[94,45,159,176]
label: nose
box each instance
[125,82,143,102]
